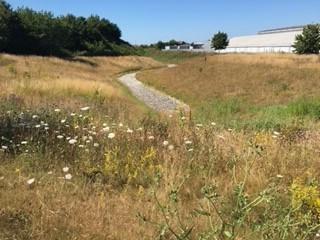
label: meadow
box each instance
[1,53,320,240]
[139,54,320,130]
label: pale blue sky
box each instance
[6,0,320,44]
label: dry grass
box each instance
[1,54,320,239]
[138,53,320,106]
[0,54,163,119]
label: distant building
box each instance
[222,26,304,53]
[163,25,305,53]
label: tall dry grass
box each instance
[1,54,320,239]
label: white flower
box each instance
[196,124,203,127]
[61,119,66,124]
[21,141,28,145]
[80,106,90,111]
[54,108,61,112]
[276,174,284,178]
[103,123,108,127]
[102,127,110,132]
[57,135,64,140]
[35,124,41,128]
[185,140,192,145]
[119,123,123,127]
[273,131,281,136]
[70,113,76,116]
[47,171,53,175]
[137,127,143,131]
[65,174,72,180]
[27,178,35,185]
[45,127,49,130]
[211,122,217,126]
[63,167,69,173]
[168,145,174,150]
[163,141,169,146]
[93,143,99,147]
[79,145,84,148]
[127,128,133,134]
[108,133,115,139]
[68,139,77,145]
[86,140,91,144]
[181,116,186,120]
[32,115,39,119]
[1,146,8,150]
[188,148,194,152]
[148,136,155,140]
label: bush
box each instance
[293,24,320,54]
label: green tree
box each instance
[211,31,229,50]
[293,24,320,54]
[0,1,13,51]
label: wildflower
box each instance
[273,131,281,136]
[93,143,99,147]
[27,178,35,185]
[35,124,41,128]
[45,127,49,130]
[63,167,69,173]
[1,146,8,150]
[54,108,61,113]
[163,141,169,146]
[228,128,233,132]
[102,127,110,132]
[70,113,76,117]
[185,140,192,145]
[57,135,64,139]
[79,145,84,148]
[80,106,90,111]
[211,122,217,126]
[103,123,108,127]
[196,124,203,127]
[119,123,123,127]
[65,174,72,180]
[86,140,91,144]
[108,133,115,139]
[148,136,155,140]
[32,115,39,119]
[61,119,66,124]
[168,145,174,150]
[21,141,28,145]
[127,128,133,134]
[276,174,284,178]
[188,148,194,152]
[69,139,77,145]
[47,171,53,175]
[181,116,186,120]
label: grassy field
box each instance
[1,53,320,240]
[139,53,320,129]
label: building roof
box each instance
[228,29,302,48]
[258,25,305,35]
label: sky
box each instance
[6,0,320,45]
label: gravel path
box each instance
[118,69,190,113]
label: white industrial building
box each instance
[221,26,303,53]
[164,25,304,53]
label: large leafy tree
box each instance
[211,31,229,50]
[0,1,13,51]
[0,0,129,56]
[293,24,320,54]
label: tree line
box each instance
[0,0,134,56]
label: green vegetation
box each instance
[139,48,205,63]
[0,0,136,56]
[211,31,229,50]
[293,24,320,54]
